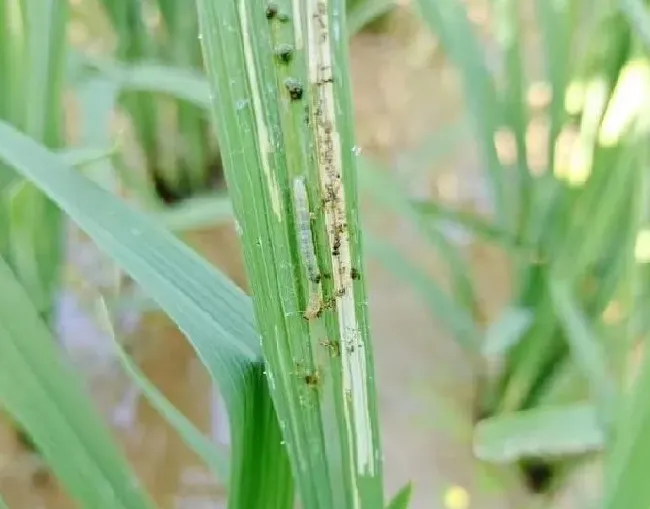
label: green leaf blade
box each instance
[474,403,604,463]
[550,279,618,428]
[0,256,155,509]
[385,482,413,509]
[0,119,293,509]
[482,306,534,357]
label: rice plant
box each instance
[0,0,650,508]
[400,0,650,506]
[0,0,67,325]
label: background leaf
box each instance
[0,254,154,509]
[551,279,618,427]
[96,296,230,481]
[482,307,534,357]
[385,482,413,509]
[0,120,293,509]
[474,403,604,463]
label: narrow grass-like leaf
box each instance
[488,277,558,415]
[198,2,335,505]
[482,306,534,357]
[115,63,212,109]
[516,0,574,297]
[76,56,212,108]
[0,254,154,509]
[385,482,413,509]
[555,148,638,284]
[73,74,121,194]
[0,120,293,509]
[154,0,210,192]
[604,81,650,508]
[626,142,650,347]
[7,182,55,313]
[197,0,384,507]
[493,0,530,239]
[0,494,7,509]
[550,279,617,427]
[474,403,604,463]
[3,0,69,326]
[534,0,572,171]
[0,119,258,361]
[415,0,507,228]
[57,146,114,168]
[156,194,234,231]
[94,0,159,177]
[605,325,650,509]
[411,200,532,253]
[621,0,650,52]
[96,297,230,482]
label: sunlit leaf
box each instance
[474,403,604,463]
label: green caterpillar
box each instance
[293,176,322,319]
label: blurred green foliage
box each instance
[1,0,650,508]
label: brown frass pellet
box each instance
[265,3,278,19]
[284,78,303,100]
[274,43,294,63]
